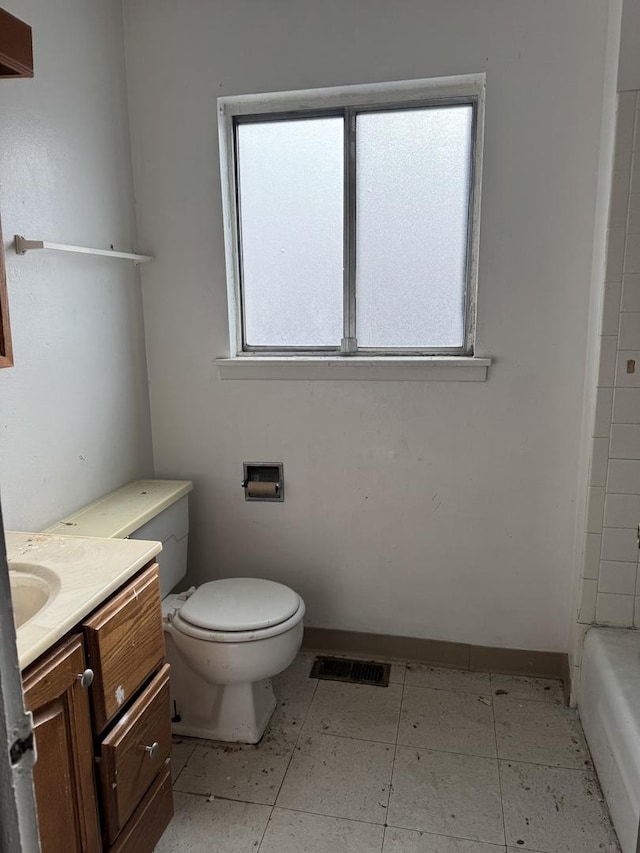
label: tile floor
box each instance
[157,653,620,853]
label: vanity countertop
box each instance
[6,531,162,670]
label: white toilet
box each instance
[45,479,305,743]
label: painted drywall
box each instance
[0,0,153,530]
[124,0,619,651]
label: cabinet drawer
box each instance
[109,763,173,853]
[84,563,165,732]
[100,663,171,843]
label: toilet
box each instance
[44,479,305,744]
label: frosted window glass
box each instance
[237,118,344,348]
[356,106,473,349]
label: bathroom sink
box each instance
[9,563,60,628]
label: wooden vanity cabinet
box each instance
[84,562,173,851]
[22,634,102,853]
[23,561,174,853]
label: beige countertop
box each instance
[7,531,163,671]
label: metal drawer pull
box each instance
[77,669,94,689]
[142,742,159,759]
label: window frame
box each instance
[218,74,485,359]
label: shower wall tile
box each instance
[610,171,631,228]
[601,527,638,562]
[578,579,597,624]
[598,560,637,595]
[598,336,618,387]
[613,387,640,422]
[628,194,640,233]
[621,275,640,312]
[610,423,640,459]
[607,458,640,493]
[614,350,640,387]
[586,487,606,534]
[576,92,640,678]
[606,228,626,281]
[593,388,613,436]
[589,438,609,485]
[632,152,640,194]
[614,92,636,171]
[624,233,640,275]
[595,592,635,627]
[618,312,640,350]
[582,533,602,580]
[604,492,640,528]
[602,283,622,334]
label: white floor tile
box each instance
[271,652,318,741]
[174,733,296,805]
[494,697,591,770]
[259,808,384,853]
[155,793,271,853]
[501,761,620,853]
[489,674,563,704]
[405,665,491,695]
[303,680,402,743]
[383,827,506,852]
[398,686,496,758]
[276,733,394,823]
[170,738,197,783]
[387,746,504,845]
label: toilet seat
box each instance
[179,577,301,632]
[170,599,305,644]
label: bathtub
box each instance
[580,627,640,853]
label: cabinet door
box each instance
[23,634,101,853]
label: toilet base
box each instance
[164,630,280,743]
[171,678,277,744]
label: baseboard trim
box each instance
[302,627,568,682]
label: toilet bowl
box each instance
[44,480,305,745]
[163,577,305,743]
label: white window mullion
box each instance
[341,108,358,354]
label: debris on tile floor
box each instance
[157,653,620,853]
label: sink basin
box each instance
[9,563,60,628]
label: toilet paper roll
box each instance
[246,480,279,498]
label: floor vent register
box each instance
[309,656,390,687]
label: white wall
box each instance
[0,0,153,530]
[124,0,620,651]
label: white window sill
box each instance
[216,356,491,382]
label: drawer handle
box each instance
[77,669,94,689]
[142,742,159,759]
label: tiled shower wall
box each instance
[576,91,640,654]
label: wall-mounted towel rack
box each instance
[14,235,153,265]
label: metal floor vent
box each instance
[310,656,390,687]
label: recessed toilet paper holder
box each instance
[242,463,284,502]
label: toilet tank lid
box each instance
[179,578,301,632]
[42,480,193,539]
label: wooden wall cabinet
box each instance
[0,8,33,78]
[22,563,174,853]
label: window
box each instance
[218,75,484,360]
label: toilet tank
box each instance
[44,480,193,596]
